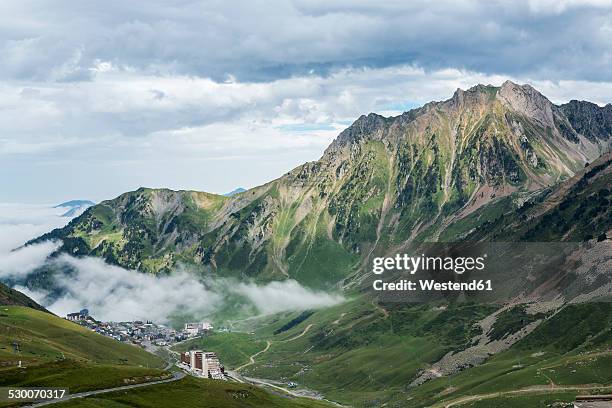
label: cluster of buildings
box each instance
[183,322,214,337]
[65,310,228,381]
[179,350,225,380]
[65,311,216,347]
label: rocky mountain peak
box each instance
[497,80,554,126]
[448,84,498,110]
[326,112,388,151]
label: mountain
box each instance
[55,200,96,208]
[224,187,247,196]
[30,82,610,289]
[0,281,48,312]
[55,199,96,217]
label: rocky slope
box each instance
[30,81,611,288]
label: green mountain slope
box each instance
[0,305,336,408]
[0,306,162,366]
[463,153,611,242]
[0,282,47,312]
[167,157,610,406]
[0,305,167,403]
[53,376,334,408]
[30,81,611,289]
[189,300,611,407]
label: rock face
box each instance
[30,82,612,288]
[560,100,612,142]
[497,80,555,127]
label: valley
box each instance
[2,82,611,407]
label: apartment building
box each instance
[180,350,225,380]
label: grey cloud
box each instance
[2,1,612,203]
[1,0,611,83]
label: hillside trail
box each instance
[236,340,271,371]
[235,320,319,372]
[280,324,314,342]
[434,383,612,407]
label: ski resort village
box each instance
[65,309,227,380]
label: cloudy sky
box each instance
[1,0,612,203]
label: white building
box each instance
[183,322,213,337]
[180,350,225,380]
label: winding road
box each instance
[24,371,186,407]
[236,323,314,372]
[235,340,271,371]
[281,324,314,342]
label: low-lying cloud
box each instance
[233,279,345,315]
[0,202,66,278]
[0,203,68,252]
[0,203,345,324]
[31,255,223,323]
[7,254,344,324]
[0,241,60,279]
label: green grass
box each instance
[217,300,498,404]
[0,306,168,406]
[0,306,163,368]
[214,300,612,407]
[173,332,266,368]
[0,282,47,312]
[0,360,166,397]
[53,376,334,408]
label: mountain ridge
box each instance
[28,81,611,288]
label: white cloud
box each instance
[5,253,344,323]
[0,202,70,281]
[232,279,345,315]
[42,255,222,323]
[0,241,60,279]
[0,203,68,252]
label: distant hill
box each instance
[55,200,96,208]
[223,187,246,196]
[0,281,48,312]
[54,200,95,217]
